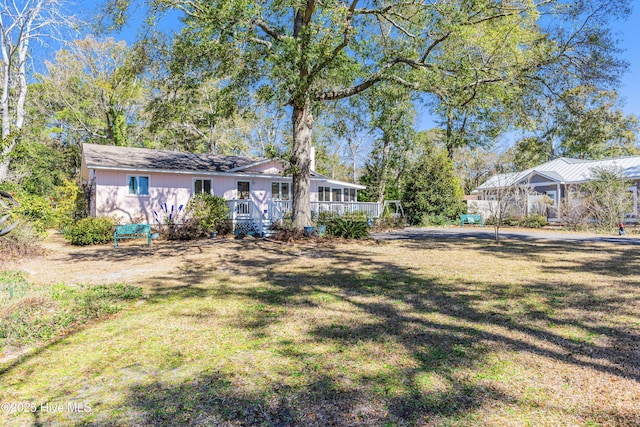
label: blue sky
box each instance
[415,6,640,133]
[614,5,640,118]
[111,4,639,133]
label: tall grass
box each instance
[0,222,44,261]
[0,271,142,351]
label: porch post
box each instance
[557,183,561,221]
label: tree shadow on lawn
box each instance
[4,238,637,425]
[99,240,640,425]
[54,238,232,263]
[83,371,510,426]
[400,235,640,280]
[400,236,640,332]
[400,237,640,353]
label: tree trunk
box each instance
[16,34,28,132]
[0,9,33,182]
[446,108,455,159]
[291,98,314,228]
[349,139,357,183]
[377,132,391,205]
[0,39,11,182]
[352,152,357,183]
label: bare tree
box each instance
[582,165,634,232]
[559,184,590,230]
[483,175,529,243]
[343,133,366,183]
[0,0,74,181]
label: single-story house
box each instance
[80,143,377,233]
[474,156,640,221]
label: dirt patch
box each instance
[5,233,332,287]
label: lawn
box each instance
[1,234,639,426]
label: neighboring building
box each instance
[474,156,640,221]
[80,143,376,233]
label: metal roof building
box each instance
[474,156,640,222]
[477,156,640,190]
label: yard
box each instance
[1,231,639,426]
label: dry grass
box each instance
[0,229,44,267]
[1,269,143,359]
[0,234,639,426]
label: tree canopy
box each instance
[0,0,634,236]
[98,0,632,226]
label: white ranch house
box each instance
[474,156,640,222]
[80,143,378,234]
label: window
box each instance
[544,191,556,205]
[318,186,331,201]
[128,176,149,195]
[318,186,356,201]
[237,181,251,199]
[271,182,290,200]
[627,186,638,217]
[344,188,356,202]
[194,178,212,195]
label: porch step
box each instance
[260,219,274,237]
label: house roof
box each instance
[81,143,364,188]
[82,143,257,173]
[477,156,640,190]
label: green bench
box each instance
[460,214,484,227]
[114,223,152,247]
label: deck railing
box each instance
[269,200,380,221]
[269,200,291,221]
[229,200,381,221]
[311,201,379,218]
[227,200,264,222]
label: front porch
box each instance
[226,199,381,235]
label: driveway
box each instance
[372,226,640,245]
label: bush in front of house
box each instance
[53,179,88,231]
[521,214,548,228]
[315,212,370,239]
[65,217,115,245]
[185,194,230,237]
[484,214,549,229]
[270,218,307,241]
[372,213,406,232]
[582,165,634,232]
[324,216,370,239]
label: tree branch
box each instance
[315,77,382,101]
[421,31,450,63]
[303,0,316,26]
[354,3,415,17]
[253,18,284,41]
[249,37,272,49]
[308,0,358,79]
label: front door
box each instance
[236,181,251,216]
[545,191,557,219]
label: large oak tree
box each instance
[105,0,630,227]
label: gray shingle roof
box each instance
[82,143,257,173]
[478,156,640,190]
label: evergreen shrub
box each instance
[65,217,115,246]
